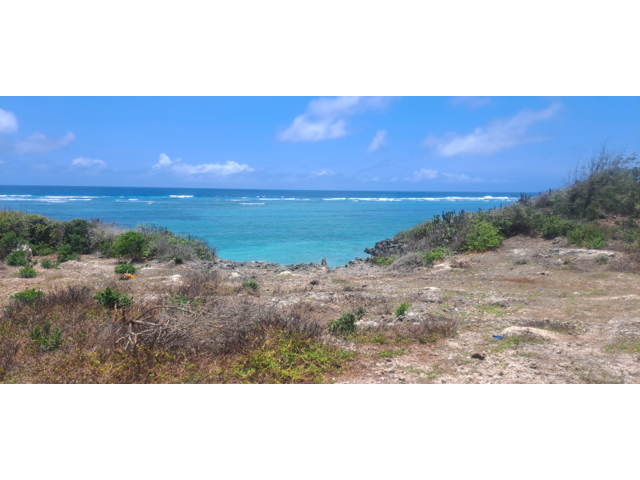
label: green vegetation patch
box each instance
[5,249,29,267]
[492,335,544,353]
[18,266,37,278]
[328,307,366,336]
[241,280,259,292]
[94,287,133,309]
[378,348,406,358]
[465,220,504,252]
[605,341,640,354]
[29,320,63,352]
[372,256,396,266]
[395,302,410,317]
[230,330,353,384]
[114,264,137,275]
[10,288,44,304]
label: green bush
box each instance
[567,223,609,249]
[5,249,29,267]
[18,266,37,278]
[372,256,395,266]
[29,320,63,351]
[113,231,148,260]
[424,248,450,264]
[98,242,115,257]
[168,293,190,305]
[242,280,259,291]
[31,242,56,256]
[11,288,44,303]
[328,307,365,336]
[465,221,504,252]
[595,255,610,264]
[0,232,26,258]
[56,243,79,263]
[114,264,137,275]
[395,303,410,317]
[40,259,59,269]
[94,287,133,309]
[540,216,576,239]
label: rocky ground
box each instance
[2,235,639,384]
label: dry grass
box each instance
[0,272,350,384]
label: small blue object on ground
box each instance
[492,335,503,340]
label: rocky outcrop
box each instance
[364,238,410,258]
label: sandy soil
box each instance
[2,235,639,384]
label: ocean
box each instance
[0,186,521,267]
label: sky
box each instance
[0,96,638,192]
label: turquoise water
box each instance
[0,186,520,267]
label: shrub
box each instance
[40,259,58,269]
[424,248,450,264]
[169,293,190,305]
[0,232,24,256]
[595,255,610,264]
[242,281,259,292]
[113,231,148,260]
[10,288,44,303]
[29,320,63,351]
[465,221,503,252]
[56,243,79,263]
[18,266,37,278]
[114,264,137,275]
[372,256,395,266]
[567,223,608,249]
[398,210,473,253]
[98,242,115,258]
[540,216,576,239]
[6,249,29,267]
[396,303,410,317]
[30,243,56,256]
[138,224,216,262]
[94,287,133,309]
[328,307,365,336]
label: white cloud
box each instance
[0,109,18,134]
[14,131,76,155]
[313,169,334,176]
[72,157,106,168]
[412,168,438,181]
[367,129,387,152]
[152,153,254,177]
[451,96,492,108]
[442,173,483,183]
[278,96,391,142]
[423,103,562,157]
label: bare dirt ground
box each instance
[2,235,639,384]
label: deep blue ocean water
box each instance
[0,186,522,266]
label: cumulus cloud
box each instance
[423,103,562,157]
[313,169,334,176]
[450,96,492,108]
[278,96,391,142]
[412,168,438,181]
[152,153,254,177]
[0,109,18,134]
[14,131,76,155]
[442,173,483,183]
[71,157,106,168]
[367,129,387,152]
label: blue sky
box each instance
[0,96,638,191]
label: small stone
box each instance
[471,353,486,360]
